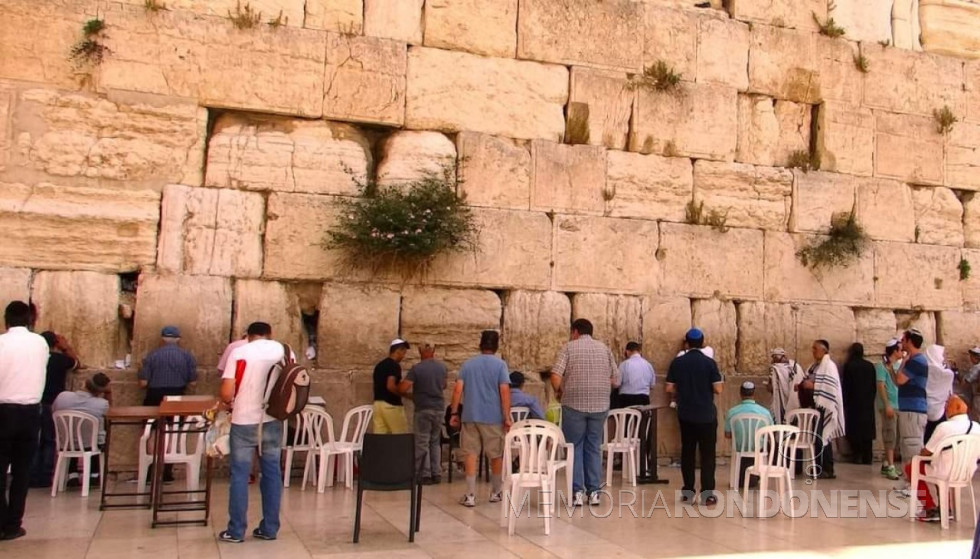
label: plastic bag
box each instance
[204,408,231,458]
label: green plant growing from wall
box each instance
[627,61,682,93]
[69,18,109,67]
[228,1,262,29]
[326,162,478,276]
[813,12,846,38]
[663,140,679,157]
[934,105,958,135]
[685,201,729,233]
[853,53,870,73]
[268,10,288,28]
[796,211,868,269]
[787,149,820,172]
[144,0,167,12]
[960,258,972,281]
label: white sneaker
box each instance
[489,491,503,503]
[459,494,476,507]
[573,491,585,507]
[589,492,600,506]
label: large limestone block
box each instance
[736,95,811,167]
[0,182,159,273]
[7,88,206,189]
[132,274,232,368]
[568,67,634,150]
[896,311,937,344]
[920,0,980,59]
[205,114,370,195]
[794,305,857,366]
[324,33,407,126]
[530,142,606,215]
[642,296,692,374]
[874,241,962,309]
[157,185,265,277]
[32,271,120,368]
[693,160,793,231]
[855,178,917,242]
[644,6,699,80]
[969,62,980,123]
[117,0,306,27]
[364,0,423,44]
[318,284,400,369]
[911,187,964,246]
[401,288,501,371]
[456,132,531,211]
[855,309,900,351]
[305,0,363,33]
[0,0,97,88]
[815,103,874,177]
[730,0,825,31]
[748,25,820,103]
[423,0,517,58]
[790,171,857,234]
[735,301,796,375]
[554,216,659,294]
[631,82,738,161]
[829,0,894,44]
[376,131,456,187]
[692,299,737,374]
[405,47,568,141]
[893,0,924,51]
[571,294,642,358]
[660,223,764,299]
[875,112,944,185]
[815,34,865,107]
[937,311,980,369]
[0,268,30,315]
[696,15,750,91]
[263,192,344,280]
[606,151,692,222]
[517,0,642,71]
[233,280,306,356]
[948,122,980,191]
[964,193,980,248]
[763,231,875,305]
[500,291,570,374]
[862,45,965,117]
[960,249,980,311]
[100,5,327,117]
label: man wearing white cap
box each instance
[372,339,410,434]
[876,339,903,480]
[964,347,980,421]
[724,381,773,487]
[767,348,803,424]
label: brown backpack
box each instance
[263,343,311,421]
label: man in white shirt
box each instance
[618,342,655,407]
[0,301,50,540]
[217,322,288,543]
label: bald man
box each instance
[905,395,980,522]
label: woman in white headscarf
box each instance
[924,344,955,443]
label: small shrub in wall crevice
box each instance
[960,258,971,281]
[796,211,868,269]
[627,61,682,93]
[69,18,109,68]
[934,106,958,135]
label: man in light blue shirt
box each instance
[617,342,655,407]
[509,372,544,419]
[724,382,773,487]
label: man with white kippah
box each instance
[767,348,803,424]
[964,347,980,421]
[371,339,410,434]
[724,381,773,488]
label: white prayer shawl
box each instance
[770,361,803,423]
[811,354,846,441]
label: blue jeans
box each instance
[227,421,283,539]
[561,406,607,494]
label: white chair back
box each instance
[603,408,642,446]
[753,425,800,468]
[785,409,820,445]
[301,407,336,447]
[53,411,99,453]
[339,405,373,446]
[505,420,561,477]
[510,407,531,423]
[938,434,980,483]
[730,413,771,454]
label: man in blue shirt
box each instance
[617,341,655,407]
[724,382,773,488]
[892,328,929,468]
[508,372,544,420]
[138,325,197,405]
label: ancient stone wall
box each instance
[3,0,980,461]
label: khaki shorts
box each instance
[460,422,504,459]
[898,410,926,463]
[878,409,897,450]
[372,401,408,434]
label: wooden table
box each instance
[100,406,161,510]
[151,397,218,528]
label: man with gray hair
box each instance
[138,325,197,406]
[399,344,448,485]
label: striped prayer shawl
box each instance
[769,361,803,424]
[811,354,846,441]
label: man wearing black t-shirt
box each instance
[30,331,78,487]
[372,339,410,434]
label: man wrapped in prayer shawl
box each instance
[768,348,803,424]
[796,339,846,479]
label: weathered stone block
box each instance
[660,223,764,299]
[305,0,363,33]
[964,193,980,248]
[898,310,937,346]
[631,82,737,161]
[790,171,856,234]
[456,132,530,211]
[423,0,517,58]
[32,271,120,368]
[606,151,692,222]
[873,241,962,309]
[736,95,811,168]
[693,160,792,231]
[735,301,796,375]
[101,5,327,117]
[643,6,698,81]
[855,178,916,242]
[405,47,568,141]
[893,0,923,51]
[364,0,423,44]
[318,284,400,369]
[855,308,899,351]
[376,131,456,187]
[568,67,633,150]
[949,122,980,191]
[730,0,826,31]
[205,113,370,195]
[233,280,307,356]
[157,185,265,277]
[862,45,965,117]
[0,0,97,89]
[748,24,819,103]
[696,15,750,91]
[0,182,159,273]
[132,274,233,368]
[919,0,980,59]
[968,62,980,123]
[324,33,407,126]
[500,291,570,375]
[911,186,964,247]
[0,268,30,314]
[937,311,980,369]
[263,192,343,280]
[116,0,306,27]
[641,296,692,374]
[518,0,642,71]
[763,231,875,305]
[401,287,501,371]
[815,103,874,177]
[7,87,206,189]
[530,141,606,215]
[828,0,894,44]
[960,249,980,311]
[554,216,659,294]
[794,305,857,366]
[692,299,737,374]
[815,35,864,107]
[875,111,944,185]
[571,293,642,359]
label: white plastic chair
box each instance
[729,413,772,489]
[285,408,333,488]
[510,407,531,422]
[602,408,642,487]
[316,405,373,491]
[51,411,103,498]
[138,415,206,494]
[909,433,980,529]
[743,424,799,516]
[785,408,819,479]
[500,420,562,535]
